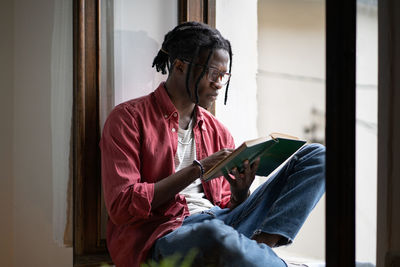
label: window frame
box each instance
[325,0,356,266]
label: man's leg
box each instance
[151,217,287,267]
[219,143,326,246]
[151,143,325,266]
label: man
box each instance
[100,21,325,267]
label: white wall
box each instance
[0,0,14,265]
[10,0,73,265]
[51,0,73,247]
[215,0,259,145]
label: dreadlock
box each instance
[152,21,233,105]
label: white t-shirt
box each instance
[175,118,214,215]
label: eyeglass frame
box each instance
[182,60,232,85]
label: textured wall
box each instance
[12,0,72,265]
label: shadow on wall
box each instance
[114,30,164,104]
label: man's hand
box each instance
[225,158,260,207]
[200,148,234,178]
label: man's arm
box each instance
[152,149,233,209]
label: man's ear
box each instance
[173,59,185,73]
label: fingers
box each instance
[218,148,234,159]
[201,148,233,173]
[221,148,234,153]
[223,171,235,184]
[228,158,258,186]
[251,157,260,177]
[243,160,251,181]
[223,166,240,185]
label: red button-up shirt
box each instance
[100,83,235,267]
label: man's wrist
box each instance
[231,189,250,204]
[192,159,204,179]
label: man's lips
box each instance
[208,94,218,99]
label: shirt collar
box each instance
[154,82,205,128]
[154,82,178,119]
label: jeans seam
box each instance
[201,210,216,218]
[258,216,299,242]
[230,163,291,228]
[230,189,265,228]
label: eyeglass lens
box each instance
[208,69,230,85]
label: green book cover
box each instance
[202,133,306,182]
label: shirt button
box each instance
[164,114,168,118]
[172,128,176,132]
[173,113,177,117]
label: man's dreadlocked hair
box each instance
[152,21,232,105]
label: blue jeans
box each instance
[151,143,326,267]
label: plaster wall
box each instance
[11,0,73,265]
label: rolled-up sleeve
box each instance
[100,106,154,225]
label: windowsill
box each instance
[74,253,113,267]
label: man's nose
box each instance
[213,79,224,89]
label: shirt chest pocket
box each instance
[140,135,175,183]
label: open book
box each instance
[202,133,307,182]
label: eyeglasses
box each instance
[184,61,231,85]
[206,66,231,85]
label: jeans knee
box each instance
[193,219,225,242]
[296,143,326,186]
[298,143,325,165]
[307,143,325,155]
[189,220,244,265]
[313,143,325,154]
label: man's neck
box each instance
[164,79,196,129]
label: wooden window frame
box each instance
[73,0,109,266]
[325,0,356,266]
[73,1,216,266]
[377,0,400,266]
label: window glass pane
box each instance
[356,0,378,264]
[99,0,178,240]
[257,0,326,263]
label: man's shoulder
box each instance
[104,93,157,130]
[112,93,155,116]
